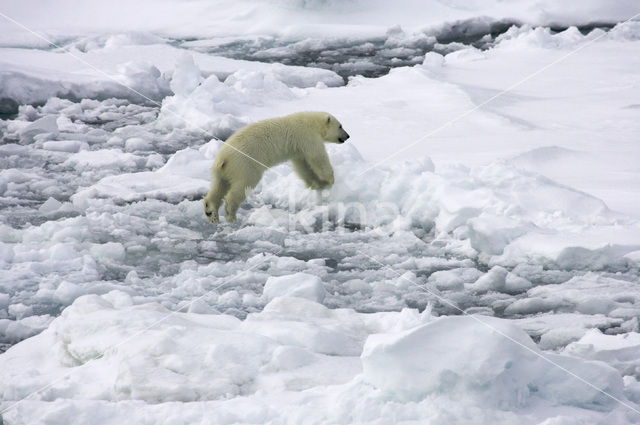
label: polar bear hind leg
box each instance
[223,183,254,223]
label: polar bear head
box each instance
[324,113,350,144]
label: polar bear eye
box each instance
[339,125,342,129]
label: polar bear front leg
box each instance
[291,157,324,189]
[204,177,230,224]
[306,148,335,189]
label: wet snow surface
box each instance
[2,2,640,424]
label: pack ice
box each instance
[1,1,640,424]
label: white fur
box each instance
[204,111,349,223]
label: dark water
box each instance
[177,19,614,81]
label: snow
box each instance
[362,315,624,409]
[0,45,342,109]
[2,1,640,424]
[0,293,635,424]
[262,273,326,303]
[41,140,85,153]
[1,0,638,42]
[18,114,59,139]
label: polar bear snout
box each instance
[338,129,350,144]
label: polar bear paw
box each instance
[203,199,219,224]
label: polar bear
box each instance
[204,111,350,223]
